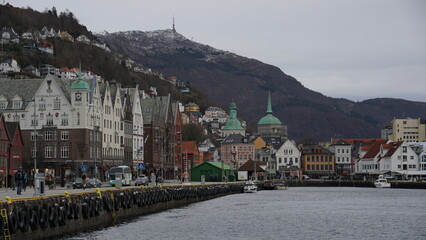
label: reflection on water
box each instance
[64,187,426,240]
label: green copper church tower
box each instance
[222,100,245,137]
[257,92,287,138]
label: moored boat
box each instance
[274,181,288,190]
[243,181,258,193]
[374,175,391,188]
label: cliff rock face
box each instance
[97,30,426,141]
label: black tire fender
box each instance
[8,210,18,234]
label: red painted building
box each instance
[5,122,24,174]
[0,113,10,179]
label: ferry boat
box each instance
[374,175,391,188]
[243,181,258,193]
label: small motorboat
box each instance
[274,181,288,190]
[263,181,276,190]
[374,175,391,188]
[243,181,258,193]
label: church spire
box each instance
[266,91,273,114]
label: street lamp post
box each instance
[26,98,38,196]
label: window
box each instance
[77,112,80,125]
[410,156,414,160]
[12,100,22,109]
[284,158,287,164]
[307,164,310,170]
[403,146,407,153]
[0,101,7,109]
[45,130,53,141]
[61,131,69,140]
[45,146,53,158]
[39,99,46,110]
[61,113,68,126]
[403,155,407,162]
[54,98,61,110]
[13,114,20,122]
[46,114,53,125]
[60,146,69,158]
[278,158,282,164]
[295,158,298,163]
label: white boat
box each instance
[374,175,391,188]
[243,181,258,193]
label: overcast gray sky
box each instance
[13,0,426,102]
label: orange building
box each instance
[301,145,335,177]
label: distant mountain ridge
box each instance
[97,29,426,141]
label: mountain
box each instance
[97,30,426,141]
[0,5,208,107]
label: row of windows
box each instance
[0,100,22,110]
[31,113,69,126]
[307,164,333,171]
[337,157,350,163]
[337,148,350,154]
[32,131,69,141]
[278,157,299,164]
[39,98,61,110]
[32,146,69,158]
[306,155,333,162]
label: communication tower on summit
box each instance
[172,15,176,33]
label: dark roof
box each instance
[301,145,333,155]
[221,134,248,145]
[330,139,351,146]
[5,122,18,141]
[141,95,171,125]
[262,136,283,148]
[0,78,44,109]
[238,159,265,172]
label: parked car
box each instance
[72,178,85,189]
[135,175,149,186]
[86,178,102,188]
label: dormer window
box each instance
[0,101,7,109]
[12,100,22,109]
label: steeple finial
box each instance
[266,91,273,114]
[78,61,83,80]
[172,15,176,33]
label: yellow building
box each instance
[301,145,335,177]
[184,102,200,113]
[388,118,426,142]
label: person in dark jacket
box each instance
[15,168,23,195]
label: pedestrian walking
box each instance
[15,168,23,195]
[23,170,27,191]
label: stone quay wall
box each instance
[0,183,249,240]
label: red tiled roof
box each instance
[362,140,387,160]
[382,141,403,158]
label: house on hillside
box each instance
[0,59,21,73]
[22,31,34,40]
[22,65,41,77]
[0,27,19,44]
[77,35,91,44]
[60,31,74,42]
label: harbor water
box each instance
[64,187,426,240]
